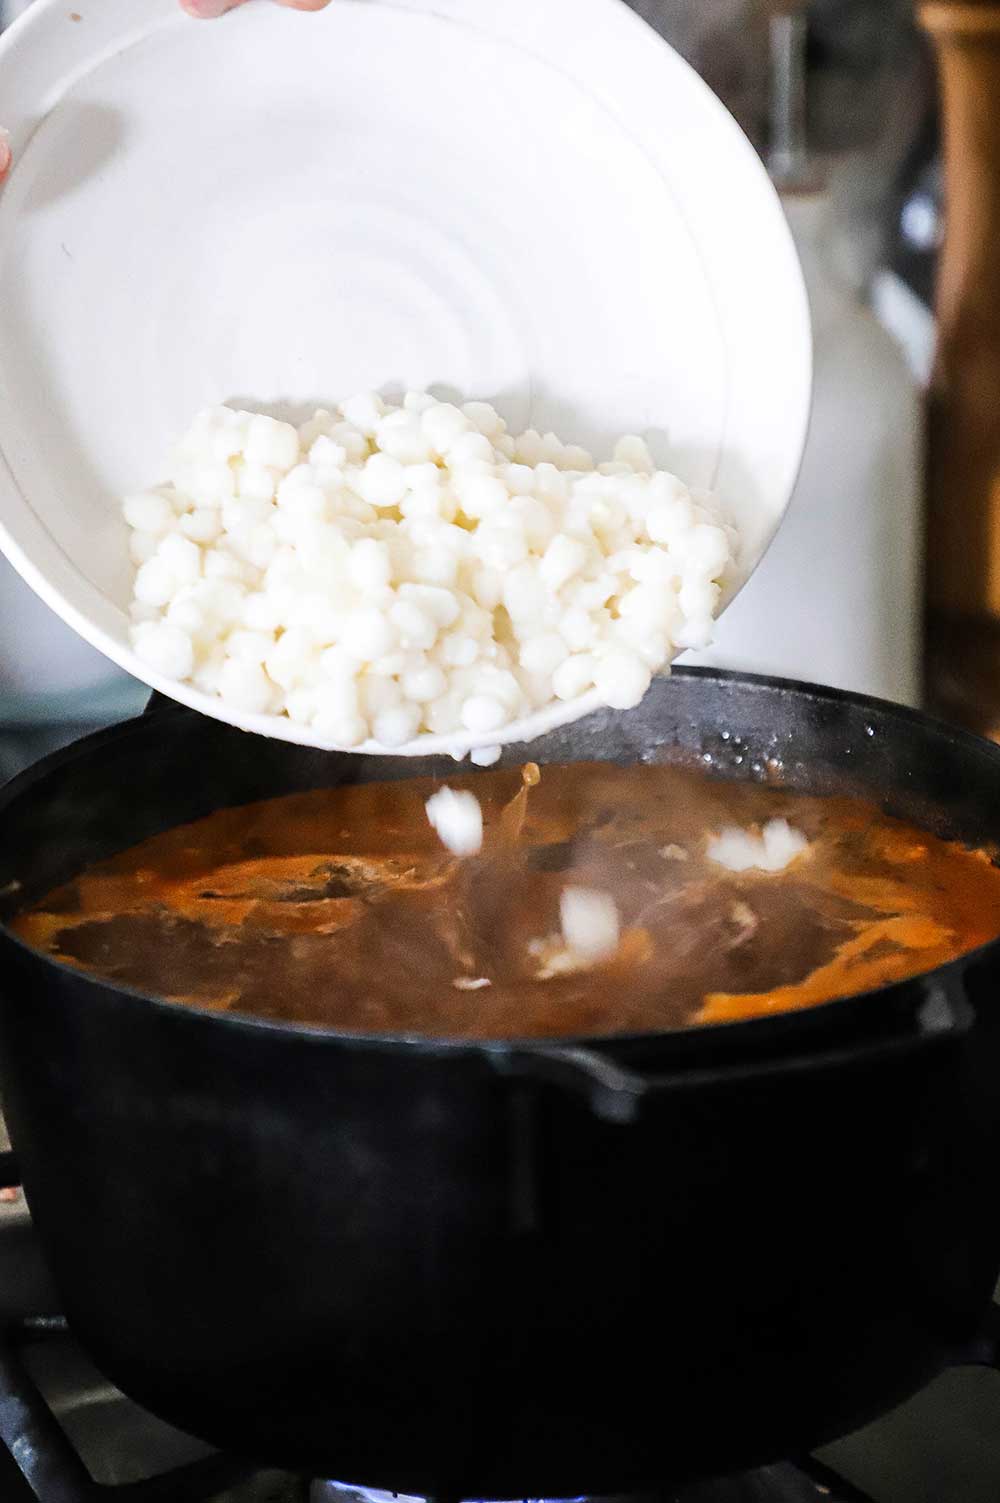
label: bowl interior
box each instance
[0,0,810,752]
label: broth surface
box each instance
[13,762,1000,1037]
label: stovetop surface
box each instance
[0,1300,878,1503]
[0,1320,852,1502]
[16,1337,1000,1503]
[0,1321,870,1503]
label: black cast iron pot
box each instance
[0,669,998,1498]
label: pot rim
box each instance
[1,666,997,1063]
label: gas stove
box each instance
[1,1164,998,1503]
[0,1305,874,1503]
[0,1344,875,1503]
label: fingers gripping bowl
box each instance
[0,0,810,753]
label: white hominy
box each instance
[124,393,738,748]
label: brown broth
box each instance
[12,762,1000,1038]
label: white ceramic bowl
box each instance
[0,0,810,755]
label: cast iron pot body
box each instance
[0,670,998,1498]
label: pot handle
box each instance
[489,981,974,1125]
[490,1046,650,1125]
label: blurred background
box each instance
[5,6,1000,1500]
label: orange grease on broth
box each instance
[12,762,1000,1039]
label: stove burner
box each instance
[311,1471,874,1503]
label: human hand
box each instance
[0,0,333,184]
[180,0,331,14]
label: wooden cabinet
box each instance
[920,2,1000,734]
